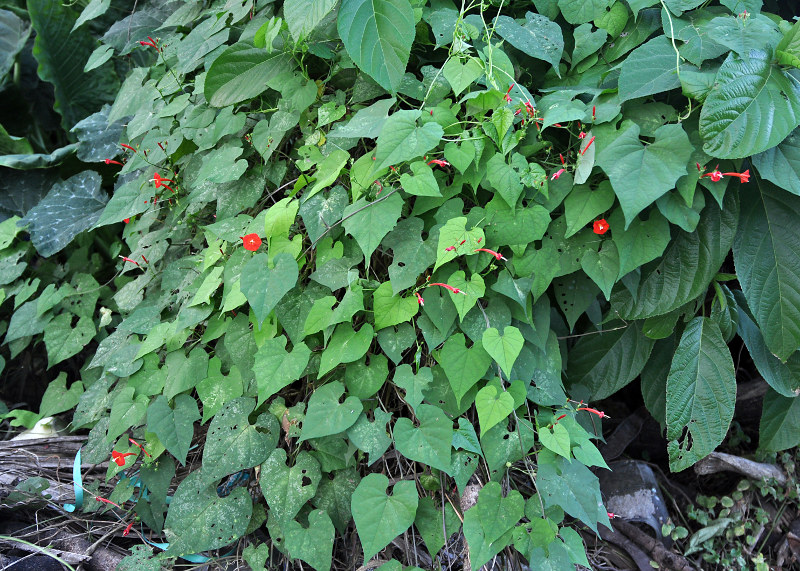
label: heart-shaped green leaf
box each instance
[260,449,321,523]
[436,333,492,406]
[299,381,363,441]
[283,509,335,571]
[475,385,515,437]
[482,326,524,377]
[241,252,298,327]
[393,404,453,472]
[351,473,418,562]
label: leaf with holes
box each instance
[666,317,736,471]
[494,12,564,73]
[163,470,251,557]
[351,473,418,562]
[299,381,363,441]
[202,397,279,480]
[253,336,311,405]
[260,449,321,523]
[283,509,335,571]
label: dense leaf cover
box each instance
[1,0,800,568]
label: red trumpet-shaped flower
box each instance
[152,172,175,193]
[593,219,609,235]
[415,292,424,306]
[104,158,123,166]
[427,159,450,168]
[474,248,507,261]
[428,283,466,295]
[241,233,262,251]
[111,450,136,466]
[722,169,750,183]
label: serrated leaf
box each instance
[351,473,418,562]
[393,403,452,471]
[260,449,321,522]
[342,192,403,267]
[666,317,735,471]
[736,302,800,397]
[759,388,800,452]
[733,178,800,361]
[481,326,523,378]
[566,321,655,400]
[204,44,293,107]
[285,0,337,42]
[253,336,311,405]
[163,471,251,556]
[241,252,298,327]
[613,191,738,319]
[202,398,279,480]
[494,12,564,74]
[436,333,492,406]
[753,127,800,195]
[18,171,107,257]
[699,50,800,159]
[147,395,200,466]
[596,122,692,227]
[337,0,415,92]
[299,381,363,441]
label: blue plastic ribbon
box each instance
[62,448,83,512]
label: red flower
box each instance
[123,521,134,536]
[593,219,609,235]
[722,169,749,183]
[578,131,587,139]
[427,159,450,168]
[120,143,137,152]
[104,158,123,166]
[551,168,565,180]
[580,136,595,155]
[415,292,424,306]
[241,233,262,251]
[139,36,160,51]
[152,172,175,193]
[111,450,136,467]
[702,169,723,182]
[119,255,140,266]
[123,218,130,224]
[577,406,609,419]
[428,283,466,295]
[474,248,507,261]
[504,83,514,103]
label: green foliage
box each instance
[1,0,800,568]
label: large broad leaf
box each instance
[612,190,738,319]
[44,313,95,368]
[27,0,117,131]
[337,0,415,92]
[299,381,363,441]
[201,398,279,480]
[373,281,418,330]
[351,473,418,561]
[733,178,800,361]
[393,403,452,471]
[618,35,684,103]
[374,110,443,170]
[163,470,251,557]
[240,252,298,327]
[253,336,311,405]
[666,317,736,472]
[699,49,800,159]
[566,321,655,400]
[759,388,800,452]
[260,449,321,523]
[596,121,692,226]
[752,127,800,196]
[736,301,800,397]
[494,12,564,74]
[284,0,338,42]
[204,44,293,107]
[146,395,200,466]
[342,192,403,267]
[0,9,30,80]
[481,326,524,378]
[318,323,373,377]
[558,0,614,24]
[283,509,335,571]
[435,333,493,406]
[18,171,107,257]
